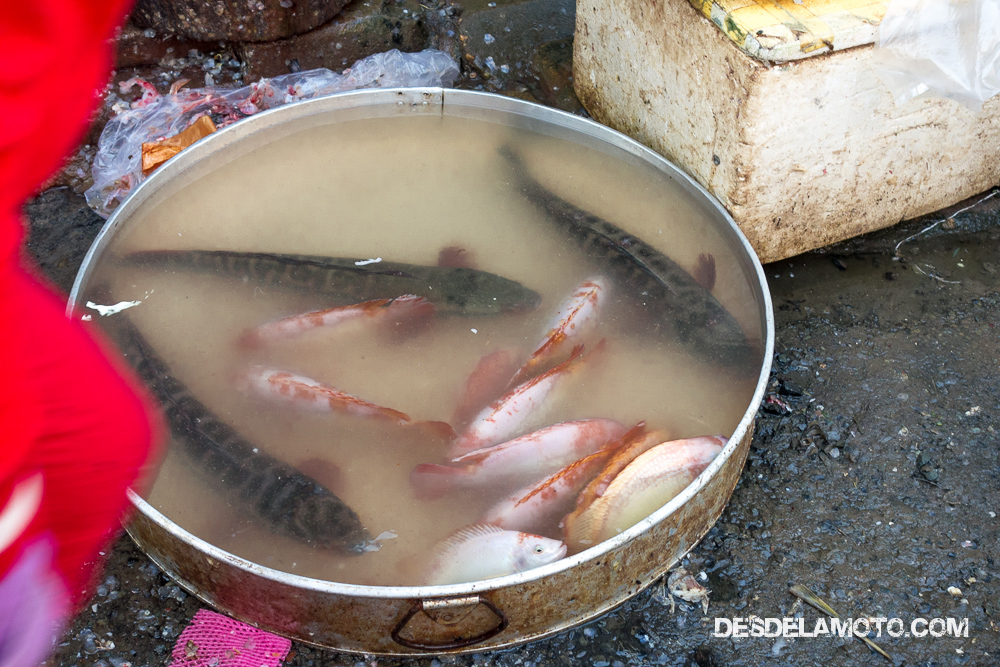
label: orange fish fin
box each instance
[694,253,717,292]
[410,463,467,500]
[354,298,396,317]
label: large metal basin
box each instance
[69,88,774,655]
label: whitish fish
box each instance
[498,146,754,367]
[509,277,608,387]
[238,367,455,439]
[562,435,726,551]
[240,294,433,347]
[411,418,628,500]
[449,343,598,457]
[424,524,567,585]
[110,318,372,553]
[123,249,541,317]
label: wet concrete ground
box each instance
[25,0,1000,664]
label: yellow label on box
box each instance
[688,0,888,62]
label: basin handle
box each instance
[390,596,508,650]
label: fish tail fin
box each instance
[410,463,467,500]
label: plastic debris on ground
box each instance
[170,609,291,667]
[85,49,461,218]
[872,0,1000,111]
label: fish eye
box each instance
[534,545,545,554]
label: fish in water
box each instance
[562,435,726,551]
[498,146,754,368]
[424,524,567,585]
[238,366,456,440]
[479,445,621,535]
[109,317,372,554]
[122,249,541,317]
[509,276,608,387]
[451,348,522,430]
[449,343,601,457]
[411,418,628,500]
[239,294,434,347]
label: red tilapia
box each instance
[450,342,601,457]
[240,294,433,347]
[509,277,607,386]
[238,366,454,438]
[480,448,614,534]
[411,418,627,500]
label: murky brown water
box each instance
[76,112,764,585]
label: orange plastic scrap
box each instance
[141,115,217,175]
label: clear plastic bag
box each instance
[85,49,460,218]
[872,0,1000,111]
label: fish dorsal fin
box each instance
[437,246,476,269]
[694,253,716,292]
[436,523,507,552]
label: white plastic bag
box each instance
[85,49,460,218]
[872,0,1000,111]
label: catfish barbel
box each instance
[122,250,541,316]
[111,316,372,554]
[498,146,754,367]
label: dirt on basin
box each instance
[25,184,999,667]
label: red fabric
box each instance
[0,269,162,604]
[0,0,163,607]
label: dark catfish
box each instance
[112,316,372,554]
[123,250,541,316]
[498,146,754,368]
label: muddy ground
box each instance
[23,1,1000,664]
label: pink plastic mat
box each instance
[171,609,291,667]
